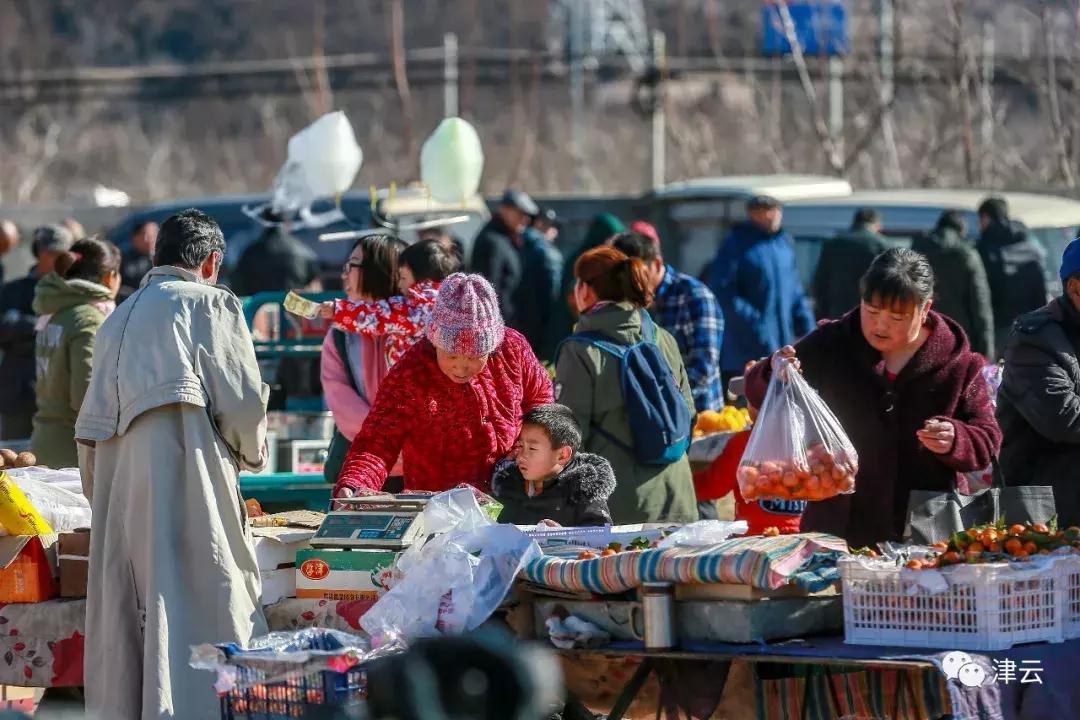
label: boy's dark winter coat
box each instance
[492,452,615,527]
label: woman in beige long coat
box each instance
[76,210,269,720]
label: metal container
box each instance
[634,582,677,649]
[266,411,335,441]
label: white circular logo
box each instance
[942,651,973,680]
[957,662,989,688]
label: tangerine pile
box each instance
[903,521,1080,569]
[694,406,751,437]
[736,442,857,501]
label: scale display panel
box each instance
[317,513,393,538]
[310,508,426,549]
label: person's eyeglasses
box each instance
[342,260,364,274]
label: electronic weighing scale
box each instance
[310,494,429,550]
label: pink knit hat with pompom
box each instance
[427,273,505,356]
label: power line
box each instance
[0,46,1065,106]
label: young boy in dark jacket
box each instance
[493,404,615,527]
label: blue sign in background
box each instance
[761,2,850,57]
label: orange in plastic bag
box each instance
[737,360,858,503]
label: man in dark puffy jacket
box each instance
[998,238,1080,527]
[470,189,537,325]
[229,209,321,296]
[976,196,1049,358]
[813,208,890,321]
[913,210,995,357]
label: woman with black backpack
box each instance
[555,245,697,523]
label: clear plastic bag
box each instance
[420,117,484,204]
[394,486,494,577]
[2,468,90,534]
[737,360,857,502]
[361,524,541,644]
[190,628,403,693]
[656,520,749,549]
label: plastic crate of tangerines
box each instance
[1056,552,1080,640]
[839,521,1080,651]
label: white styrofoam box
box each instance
[840,556,1064,651]
[260,568,296,605]
[251,527,314,571]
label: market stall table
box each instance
[8,595,1075,719]
[0,597,374,689]
[558,635,1079,720]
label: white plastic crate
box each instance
[1057,555,1080,640]
[839,557,1064,651]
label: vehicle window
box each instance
[672,219,725,279]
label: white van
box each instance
[643,174,854,277]
[783,189,1080,294]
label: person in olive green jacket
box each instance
[31,237,121,467]
[555,245,697,523]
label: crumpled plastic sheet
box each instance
[395,486,494,577]
[362,498,541,644]
[190,628,403,693]
[3,467,90,533]
[657,520,749,549]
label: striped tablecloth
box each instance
[521,533,848,595]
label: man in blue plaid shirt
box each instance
[615,225,725,412]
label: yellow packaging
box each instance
[0,472,54,535]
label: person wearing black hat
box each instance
[470,189,538,324]
[0,224,74,439]
[512,207,564,360]
[705,195,815,386]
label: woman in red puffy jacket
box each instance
[334,273,553,497]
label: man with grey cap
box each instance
[0,224,73,439]
[470,188,539,324]
[705,195,815,385]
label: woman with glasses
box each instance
[321,233,405,485]
[744,248,1001,546]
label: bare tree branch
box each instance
[842,92,898,171]
[16,119,61,202]
[1040,2,1077,188]
[388,0,416,166]
[950,0,976,186]
[774,2,844,174]
[310,0,333,117]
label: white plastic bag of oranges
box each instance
[736,360,858,502]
